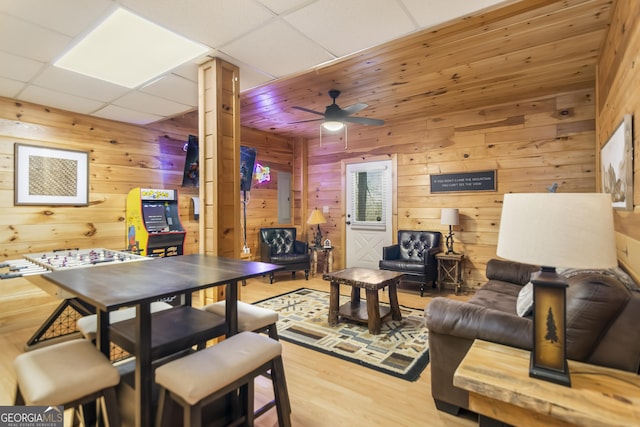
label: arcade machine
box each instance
[126,187,186,257]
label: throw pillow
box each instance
[516,281,534,317]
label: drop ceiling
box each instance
[0,0,509,126]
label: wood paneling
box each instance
[306,88,597,287]
[240,127,296,258]
[0,97,198,260]
[596,0,640,281]
[239,0,612,140]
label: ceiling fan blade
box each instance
[344,116,385,126]
[341,102,368,115]
[288,118,324,124]
[292,106,324,116]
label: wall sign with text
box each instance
[430,170,497,193]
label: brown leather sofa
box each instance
[426,258,640,415]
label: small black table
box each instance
[43,254,281,427]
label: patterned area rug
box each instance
[254,288,429,381]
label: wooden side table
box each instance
[454,340,640,427]
[323,267,403,335]
[436,253,464,295]
[309,246,333,276]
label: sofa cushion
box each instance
[467,281,520,315]
[378,259,424,274]
[270,253,309,265]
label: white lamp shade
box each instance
[441,208,460,226]
[497,193,617,269]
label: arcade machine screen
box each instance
[143,204,168,232]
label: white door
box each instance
[345,160,393,268]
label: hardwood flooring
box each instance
[0,272,477,427]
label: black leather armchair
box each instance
[259,227,310,284]
[379,230,442,296]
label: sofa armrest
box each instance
[424,247,441,266]
[382,244,400,260]
[294,240,308,254]
[426,297,532,350]
[260,241,272,262]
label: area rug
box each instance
[254,288,429,381]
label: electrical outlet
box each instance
[323,206,329,214]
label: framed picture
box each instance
[601,114,633,210]
[14,143,89,206]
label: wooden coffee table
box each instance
[323,267,403,334]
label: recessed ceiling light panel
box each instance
[55,8,209,88]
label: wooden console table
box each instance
[454,340,640,427]
[436,252,464,294]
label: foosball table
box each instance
[1,248,149,349]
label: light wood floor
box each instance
[0,272,477,427]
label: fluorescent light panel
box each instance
[55,8,209,88]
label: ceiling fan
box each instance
[291,90,385,131]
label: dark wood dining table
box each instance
[42,254,281,427]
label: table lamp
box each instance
[496,193,617,387]
[307,208,327,247]
[441,208,460,254]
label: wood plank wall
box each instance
[0,96,199,259]
[240,127,296,258]
[596,0,640,283]
[305,88,597,287]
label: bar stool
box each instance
[14,339,121,426]
[201,300,279,339]
[155,331,291,427]
[77,301,173,341]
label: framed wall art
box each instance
[14,143,89,206]
[600,114,633,210]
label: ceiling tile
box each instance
[122,0,274,48]
[400,0,508,28]
[284,0,417,57]
[19,85,105,114]
[33,66,129,102]
[171,62,200,82]
[91,104,164,125]
[220,20,334,77]
[0,14,72,62]
[0,77,25,99]
[113,91,192,117]
[140,74,198,107]
[0,51,44,82]
[255,0,317,15]
[0,0,112,37]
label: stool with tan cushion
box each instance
[14,339,121,426]
[155,331,291,427]
[201,301,279,339]
[77,301,173,341]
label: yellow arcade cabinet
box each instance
[126,188,186,257]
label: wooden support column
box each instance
[198,58,241,305]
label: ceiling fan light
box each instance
[322,121,344,131]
